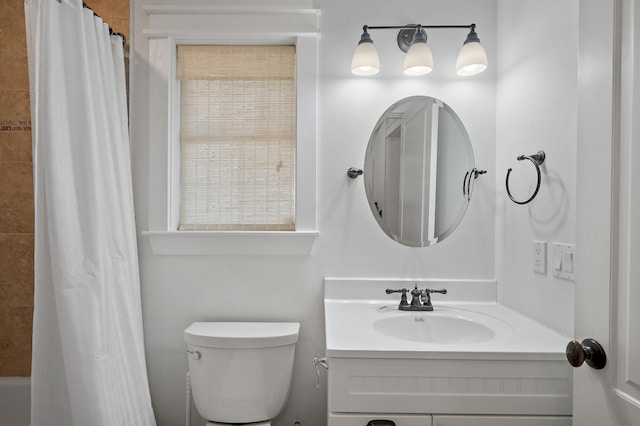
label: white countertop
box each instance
[324,278,570,360]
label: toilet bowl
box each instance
[185,322,300,425]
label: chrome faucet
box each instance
[386,283,447,311]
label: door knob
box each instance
[566,338,607,369]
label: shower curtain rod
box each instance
[54,0,127,46]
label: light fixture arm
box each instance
[358,25,374,45]
[362,24,477,53]
[363,24,476,31]
[463,24,480,45]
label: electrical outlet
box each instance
[533,241,547,274]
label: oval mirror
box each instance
[364,96,476,247]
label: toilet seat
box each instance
[206,422,271,426]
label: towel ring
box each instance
[505,150,546,205]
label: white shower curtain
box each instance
[25,0,156,424]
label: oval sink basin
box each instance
[373,311,510,344]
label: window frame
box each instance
[139,4,319,255]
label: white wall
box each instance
[131,1,496,425]
[495,0,578,336]
[315,0,497,278]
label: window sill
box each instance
[142,231,318,256]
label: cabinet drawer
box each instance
[329,413,431,426]
[432,415,572,426]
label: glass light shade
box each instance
[351,42,380,76]
[456,41,488,76]
[403,42,433,76]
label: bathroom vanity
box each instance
[323,279,572,426]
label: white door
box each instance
[574,0,640,424]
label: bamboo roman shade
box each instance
[177,45,296,231]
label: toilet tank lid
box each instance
[184,322,300,349]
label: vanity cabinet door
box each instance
[432,416,571,426]
[329,413,431,426]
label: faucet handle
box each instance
[385,288,409,306]
[420,288,448,308]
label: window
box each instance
[177,45,297,231]
[138,3,319,255]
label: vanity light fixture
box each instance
[351,24,488,77]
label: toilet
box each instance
[184,322,300,425]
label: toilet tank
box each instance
[184,322,300,424]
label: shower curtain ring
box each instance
[505,150,545,205]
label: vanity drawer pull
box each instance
[366,420,396,426]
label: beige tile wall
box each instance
[0,0,34,377]
[0,0,129,377]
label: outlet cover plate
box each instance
[533,241,547,274]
